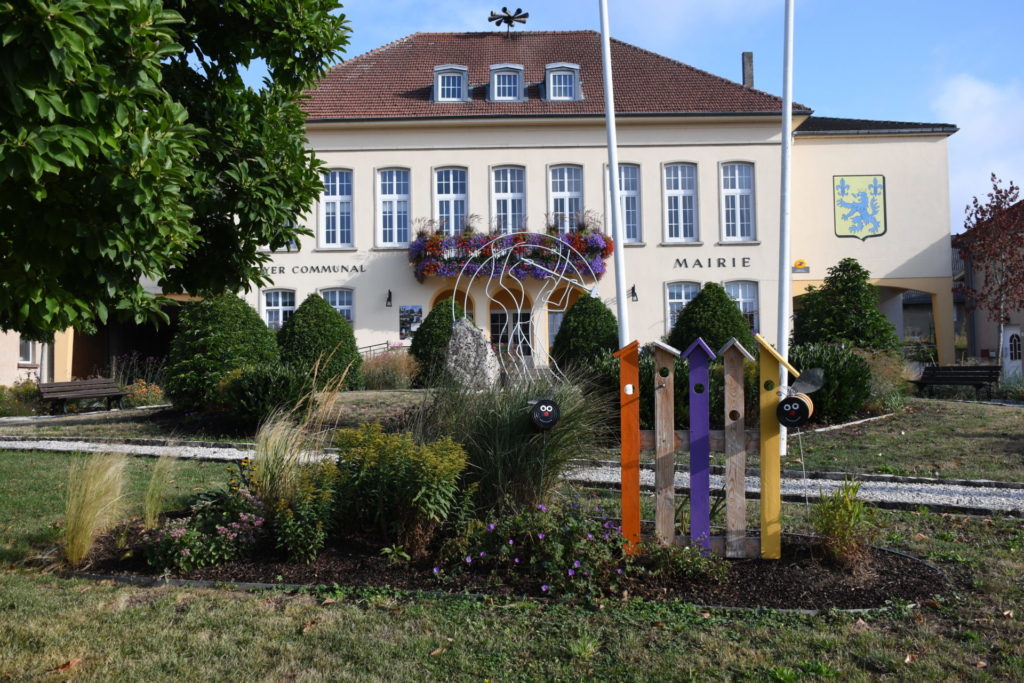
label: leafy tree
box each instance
[165,294,279,410]
[277,294,361,389]
[551,295,619,369]
[956,174,1024,365]
[791,258,899,351]
[409,298,465,386]
[667,282,754,353]
[0,1,349,339]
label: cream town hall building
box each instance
[1,30,958,384]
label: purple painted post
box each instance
[682,338,716,552]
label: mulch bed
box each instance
[84,524,946,611]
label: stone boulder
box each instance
[445,317,500,388]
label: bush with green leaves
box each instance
[333,424,468,557]
[217,362,313,428]
[667,282,755,354]
[551,295,619,370]
[165,294,279,410]
[409,298,465,386]
[445,503,628,598]
[273,462,337,564]
[141,488,265,573]
[811,479,873,569]
[790,342,871,424]
[0,379,43,417]
[792,258,900,351]
[411,373,614,514]
[277,294,361,389]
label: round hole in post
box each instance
[658,366,670,378]
[763,379,775,392]
[694,383,705,394]
[728,409,741,421]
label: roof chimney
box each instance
[742,52,754,88]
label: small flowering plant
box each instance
[407,227,614,283]
[141,485,265,573]
[444,502,627,598]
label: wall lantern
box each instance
[628,285,638,302]
[385,290,393,308]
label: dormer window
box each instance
[489,64,525,101]
[434,65,468,102]
[544,63,581,101]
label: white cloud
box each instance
[932,74,1024,231]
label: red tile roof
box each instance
[303,31,810,121]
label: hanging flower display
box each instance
[407,229,614,283]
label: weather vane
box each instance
[488,7,529,36]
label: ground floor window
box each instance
[548,310,565,348]
[18,337,34,364]
[264,290,295,330]
[666,282,700,330]
[491,310,532,356]
[322,288,354,323]
[725,280,759,331]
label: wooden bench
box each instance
[911,365,1002,399]
[39,378,127,414]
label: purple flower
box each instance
[537,504,547,513]
[573,560,581,567]
[507,539,514,545]
[479,551,487,558]
[568,569,575,577]
[465,556,472,564]
[617,568,624,574]
[541,585,549,592]
[432,567,441,574]
[537,533,545,540]
[514,557,520,564]
[487,523,496,531]
[586,534,594,540]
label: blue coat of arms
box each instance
[833,175,886,240]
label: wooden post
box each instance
[754,334,799,560]
[651,341,681,545]
[613,341,641,551]
[681,338,716,552]
[718,338,754,558]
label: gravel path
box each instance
[2,435,1022,515]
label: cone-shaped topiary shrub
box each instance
[551,294,619,370]
[791,257,899,351]
[277,293,361,389]
[667,282,755,354]
[165,294,279,410]
[409,297,464,386]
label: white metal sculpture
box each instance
[450,232,600,377]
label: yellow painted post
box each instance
[754,334,799,560]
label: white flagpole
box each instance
[598,0,630,348]
[778,0,796,454]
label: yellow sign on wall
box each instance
[833,175,886,240]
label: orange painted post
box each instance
[613,341,642,551]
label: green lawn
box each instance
[1,449,1022,680]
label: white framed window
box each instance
[435,167,468,235]
[322,288,354,323]
[664,163,698,242]
[378,168,410,246]
[721,162,756,241]
[544,63,581,101]
[321,170,353,248]
[492,166,525,233]
[434,65,468,102]
[264,290,296,330]
[725,280,759,331]
[18,337,34,364]
[666,282,700,330]
[618,164,642,243]
[549,165,582,233]
[491,310,532,356]
[490,64,524,101]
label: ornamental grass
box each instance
[63,454,127,565]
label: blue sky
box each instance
[249,1,1024,233]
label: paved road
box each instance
[2,435,1022,515]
